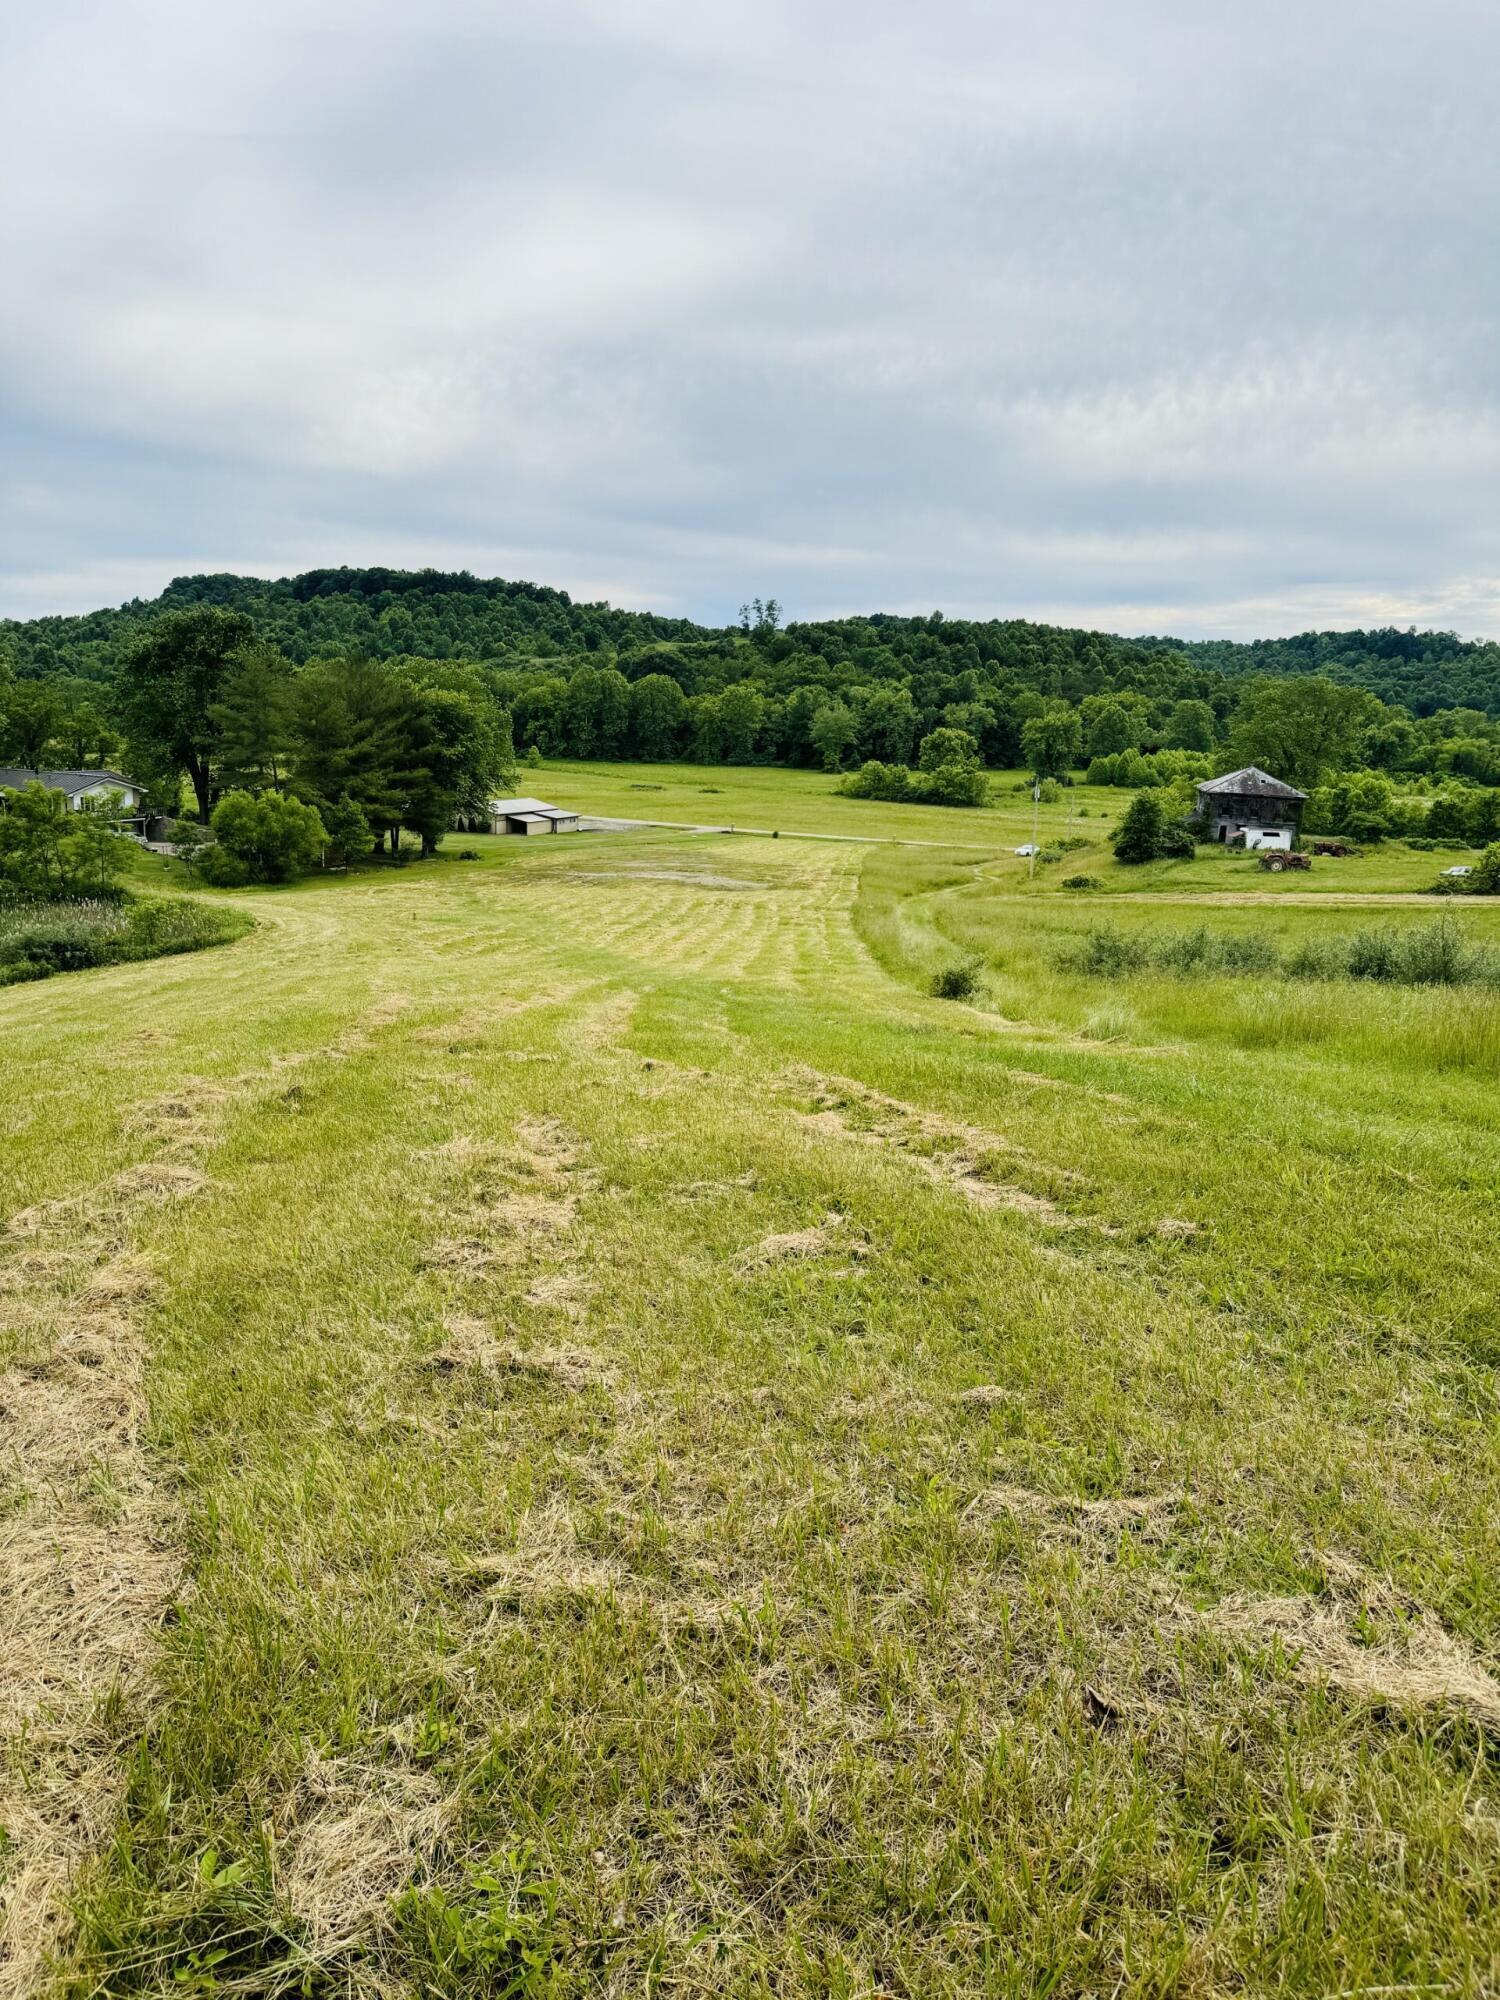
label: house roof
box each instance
[0,768,141,796]
[1196,766,1307,801]
[487,795,574,816]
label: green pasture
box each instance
[2,795,1498,1998]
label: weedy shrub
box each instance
[1064,914,1500,991]
[1152,926,1278,975]
[1062,874,1101,890]
[1069,925,1150,975]
[0,895,251,986]
[1285,935,1347,981]
[930,957,985,1000]
[1345,927,1402,982]
[0,897,128,974]
[1391,915,1496,986]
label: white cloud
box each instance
[4,0,1500,633]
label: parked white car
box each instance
[1014,843,1040,857]
[1440,865,1473,877]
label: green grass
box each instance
[2,787,1499,1998]
[532,757,1486,896]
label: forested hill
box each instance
[5,565,1500,718]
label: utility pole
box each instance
[1030,778,1041,880]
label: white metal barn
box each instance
[484,796,581,836]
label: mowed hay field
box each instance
[3,797,1500,1997]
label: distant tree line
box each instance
[4,570,1500,838]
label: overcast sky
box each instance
[3,0,1499,638]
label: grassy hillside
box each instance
[3,780,1499,1996]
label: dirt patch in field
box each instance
[957,1384,1021,1410]
[572,987,640,1052]
[569,867,760,891]
[327,992,412,1062]
[1206,1590,1500,1731]
[423,1119,606,1393]
[128,1079,232,1150]
[674,1170,758,1202]
[424,1235,502,1274]
[421,1134,496,1165]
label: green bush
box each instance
[1069,926,1150,975]
[839,759,990,808]
[930,957,985,1000]
[1061,874,1102,891]
[1151,926,1278,975]
[208,789,327,884]
[1470,842,1500,894]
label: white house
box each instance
[0,769,145,813]
[482,795,581,836]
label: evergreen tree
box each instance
[1112,791,1167,863]
[210,642,296,792]
[292,658,424,853]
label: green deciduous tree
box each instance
[1082,699,1137,758]
[1163,699,1217,752]
[629,674,688,760]
[716,683,765,763]
[917,727,980,772]
[0,782,131,896]
[1021,704,1082,780]
[1,681,63,771]
[124,606,256,821]
[1228,677,1385,790]
[810,700,857,771]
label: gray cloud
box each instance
[4,0,1499,635]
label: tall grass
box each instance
[1062,914,1500,990]
[0,894,252,985]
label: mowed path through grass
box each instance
[3,831,1499,1997]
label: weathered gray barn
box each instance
[1195,767,1306,850]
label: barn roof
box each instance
[0,768,141,795]
[1196,766,1307,801]
[486,796,575,816]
